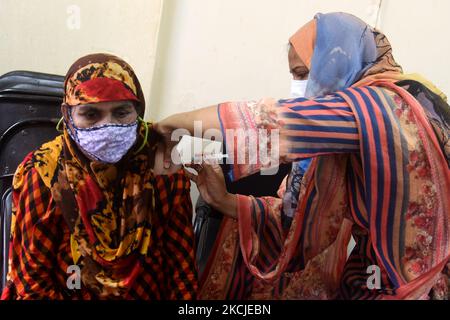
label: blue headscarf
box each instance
[283,13,383,224]
[305,12,379,97]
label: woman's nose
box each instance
[97,114,119,126]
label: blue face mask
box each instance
[75,122,138,163]
[67,113,138,163]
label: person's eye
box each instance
[296,72,309,80]
[81,111,99,120]
[115,109,132,118]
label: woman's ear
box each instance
[61,103,73,117]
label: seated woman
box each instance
[1,54,198,299]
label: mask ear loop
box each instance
[56,117,64,133]
[134,116,149,154]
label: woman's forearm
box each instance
[160,105,221,135]
[212,192,238,219]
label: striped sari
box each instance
[199,81,449,299]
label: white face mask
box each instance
[290,79,308,98]
[69,116,138,164]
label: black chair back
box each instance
[0,71,63,292]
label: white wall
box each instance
[378,0,450,96]
[2,0,448,121]
[149,0,450,121]
[1,1,448,121]
[0,0,163,119]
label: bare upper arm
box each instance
[152,142,183,175]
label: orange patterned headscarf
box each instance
[63,53,143,109]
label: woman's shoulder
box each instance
[151,144,191,205]
[153,165,191,199]
[151,140,184,175]
[13,135,64,190]
[151,167,191,222]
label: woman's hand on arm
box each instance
[184,161,237,219]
